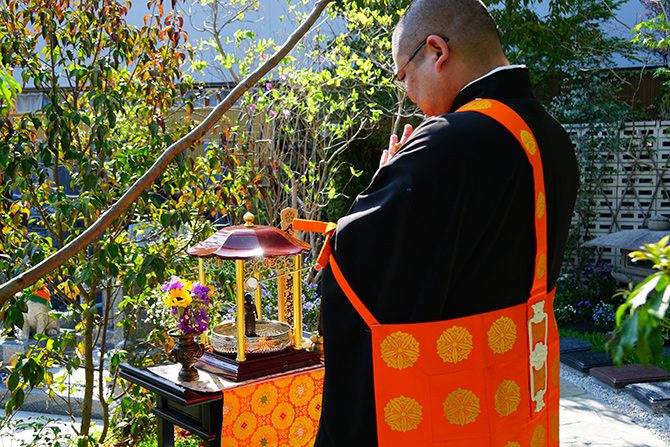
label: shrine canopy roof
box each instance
[187,224,311,260]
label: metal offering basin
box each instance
[211,319,292,355]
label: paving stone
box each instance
[561,350,613,373]
[591,364,670,389]
[560,337,593,353]
[626,381,670,413]
[0,338,25,363]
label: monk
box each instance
[313,0,579,445]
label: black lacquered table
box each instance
[119,363,223,447]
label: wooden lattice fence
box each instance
[567,120,670,264]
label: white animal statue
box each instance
[21,284,59,340]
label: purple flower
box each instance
[282,109,291,118]
[162,275,184,292]
[269,110,276,118]
[191,282,211,304]
[261,54,268,60]
[279,73,287,81]
[265,82,273,90]
[249,103,256,113]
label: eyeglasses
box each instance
[392,35,449,90]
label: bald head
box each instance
[393,0,503,67]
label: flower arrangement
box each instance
[162,276,211,335]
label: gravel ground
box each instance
[561,365,670,445]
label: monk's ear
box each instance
[426,35,449,71]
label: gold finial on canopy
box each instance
[243,212,255,227]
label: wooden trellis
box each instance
[567,120,670,263]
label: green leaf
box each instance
[6,372,19,392]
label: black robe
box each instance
[314,67,579,446]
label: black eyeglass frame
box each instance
[392,35,449,88]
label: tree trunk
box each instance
[79,307,95,447]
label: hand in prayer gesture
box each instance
[380,124,413,167]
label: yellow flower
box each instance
[531,424,546,447]
[271,402,295,430]
[250,425,279,447]
[169,287,192,308]
[437,326,473,363]
[380,331,420,370]
[289,375,314,407]
[383,396,423,432]
[488,317,517,354]
[494,380,521,417]
[443,388,480,426]
[289,416,315,447]
[251,383,278,416]
[232,412,257,440]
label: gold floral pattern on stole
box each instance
[380,331,420,369]
[384,396,423,432]
[437,326,473,363]
[488,316,517,354]
[443,388,481,426]
[520,130,538,155]
[494,380,521,416]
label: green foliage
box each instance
[0,415,73,446]
[609,236,670,366]
[0,0,230,444]
[634,2,670,107]
[487,0,629,83]
[554,262,621,330]
[0,62,21,117]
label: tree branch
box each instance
[0,0,335,305]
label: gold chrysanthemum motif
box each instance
[487,317,517,354]
[531,424,546,447]
[551,356,561,387]
[250,425,278,447]
[271,402,295,430]
[521,130,538,155]
[384,396,423,432]
[222,393,240,426]
[494,380,521,416]
[537,192,546,219]
[443,388,481,426]
[308,394,322,420]
[536,253,547,280]
[289,376,314,406]
[505,443,521,447]
[232,412,257,440]
[461,100,493,111]
[289,416,315,447]
[551,413,560,441]
[251,383,278,416]
[437,326,473,363]
[380,331,420,370]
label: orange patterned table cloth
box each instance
[221,366,324,447]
